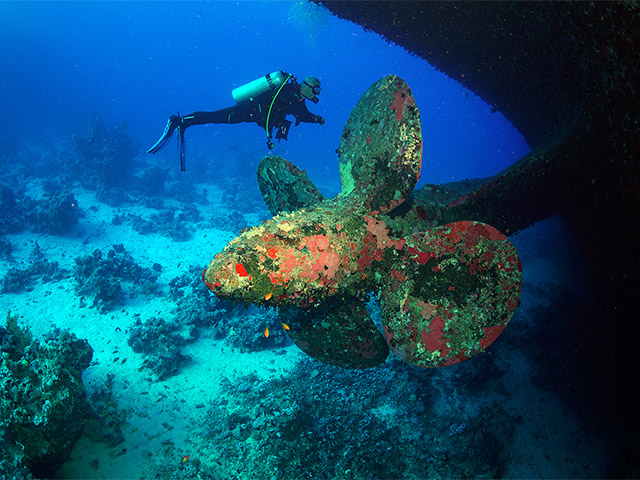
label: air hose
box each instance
[265,74,293,149]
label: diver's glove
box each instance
[146,115,182,154]
[315,115,325,125]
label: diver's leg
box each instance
[182,103,254,126]
[147,103,255,154]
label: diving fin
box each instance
[178,126,186,172]
[146,116,177,154]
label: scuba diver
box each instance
[147,71,324,171]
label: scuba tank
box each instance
[232,71,288,103]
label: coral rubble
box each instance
[0,184,79,236]
[1,243,66,294]
[30,191,79,234]
[128,316,197,380]
[0,312,93,478]
[72,114,137,191]
[73,244,157,312]
[201,357,515,478]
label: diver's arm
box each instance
[292,102,324,125]
[296,111,325,125]
[277,85,324,125]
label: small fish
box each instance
[282,323,290,331]
[264,292,273,301]
[264,327,270,338]
[180,454,191,464]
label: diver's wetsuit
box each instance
[179,83,322,140]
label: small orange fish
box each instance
[282,323,290,331]
[264,292,273,301]
[264,327,270,338]
[180,455,190,464]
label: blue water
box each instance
[1,1,528,191]
[2,2,618,479]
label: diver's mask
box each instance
[301,76,321,103]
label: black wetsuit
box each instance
[179,83,322,141]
